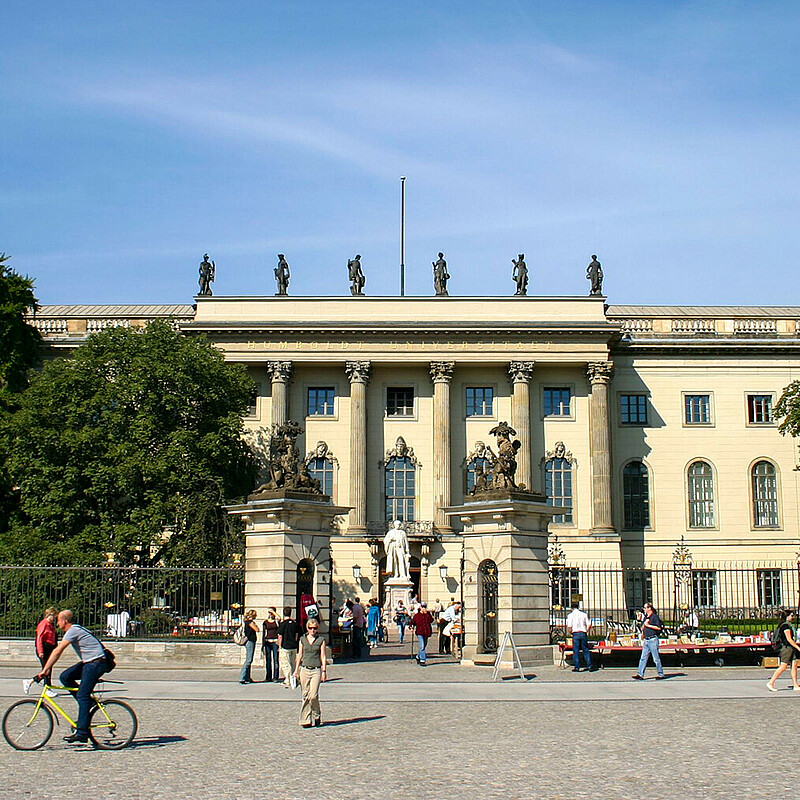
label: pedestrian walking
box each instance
[632,603,665,680]
[262,607,281,682]
[566,602,593,672]
[412,602,433,666]
[293,618,328,728]
[366,599,381,649]
[35,606,58,681]
[238,609,258,684]
[351,597,366,657]
[766,609,800,692]
[278,606,300,689]
[394,601,409,643]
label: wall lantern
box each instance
[352,564,362,580]
[439,564,448,582]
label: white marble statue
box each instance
[383,520,411,581]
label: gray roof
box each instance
[607,305,800,317]
[33,304,195,317]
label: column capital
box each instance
[586,360,614,386]
[429,360,455,383]
[508,360,535,383]
[345,360,372,384]
[267,360,293,383]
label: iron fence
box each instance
[0,565,245,640]
[549,562,800,642]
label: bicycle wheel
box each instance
[88,699,137,749]
[2,699,54,750]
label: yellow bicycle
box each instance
[2,678,138,750]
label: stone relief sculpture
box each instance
[470,421,523,493]
[512,254,528,296]
[274,254,290,296]
[251,420,322,495]
[432,252,449,296]
[198,253,215,296]
[586,254,603,296]
[348,254,365,296]
[383,520,411,581]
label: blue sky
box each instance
[1,2,798,305]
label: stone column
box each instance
[508,361,535,491]
[587,361,615,535]
[345,361,371,535]
[267,361,293,427]
[430,361,455,533]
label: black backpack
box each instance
[772,625,785,652]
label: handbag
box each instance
[233,623,247,646]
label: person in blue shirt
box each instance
[366,599,381,649]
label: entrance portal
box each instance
[478,559,499,653]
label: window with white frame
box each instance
[465,387,494,417]
[386,387,414,417]
[307,387,336,416]
[684,394,711,424]
[747,394,773,424]
[688,460,715,528]
[307,457,334,496]
[692,570,717,608]
[385,456,415,521]
[752,460,779,527]
[757,569,782,607]
[545,457,573,523]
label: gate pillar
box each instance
[226,491,350,634]
[446,491,562,666]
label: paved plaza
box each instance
[0,645,795,799]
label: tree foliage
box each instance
[1,320,258,565]
[0,253,41,394]
[774,381,800,438]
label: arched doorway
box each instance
[378,556,421,607]
[478,559,499,653]
[296,558,315,623]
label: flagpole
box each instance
[400,176,405,297]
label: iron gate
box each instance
[479,559,499,653]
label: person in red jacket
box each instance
[412,603,433,666]
[35,607,58,680]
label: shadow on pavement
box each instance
[126,735,188,749]
[322,716,386,727]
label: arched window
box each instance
[545,457,572,523]
[623,461,650,529]
[688,461,714,528]
[385,456,415,521]
[752,461,779,527]
[307,456,334,496]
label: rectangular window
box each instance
[543,387,571,417]
[625,570,653,613]
[246,384,260,417]
[387,387,414,417]
[307,387,336,416]
[747,394,773,424]
[620,394,648,424]
[551,567,580,609]
[465,387,493,417]
[684,394,711,424]
[757,569,782,607]
[692,570,717,608]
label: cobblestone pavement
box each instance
[0,697,793,800]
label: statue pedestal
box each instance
[383,577,413,619]
[446,491,563,667]
[226,491,350,634]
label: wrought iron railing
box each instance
[0,565,245,640]
[548,562,799,642]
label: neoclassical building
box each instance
[32,295,800,632]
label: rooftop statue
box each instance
[348,254,365,296]
[432,252,449,296]
[251,420,322,496]
[198,253,215,296]
[512,253,528,296]
[275,254,290,296]
[470,420,523,493]
[586,254,603,296]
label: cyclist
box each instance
[36,609,107,744]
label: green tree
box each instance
[1,319,258,565]
[774,382,800,438]
[0,252,41,393]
